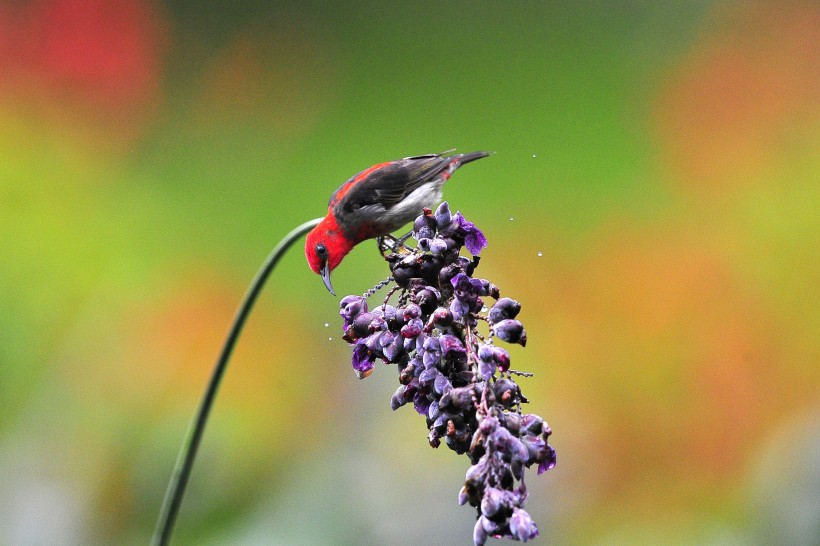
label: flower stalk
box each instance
[151,217,322,546]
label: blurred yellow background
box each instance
[1,1,817,544]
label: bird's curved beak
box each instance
[320,260,336,296]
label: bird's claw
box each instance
[377,232,413,257]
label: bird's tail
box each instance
[454,150,491,166]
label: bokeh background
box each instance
[1,0,818,544]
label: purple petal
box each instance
[538,445,557,474]
[454,212,488,255]
[351,341,375,375]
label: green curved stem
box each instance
[151,217,323,546]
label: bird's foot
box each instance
[377,232,414,257]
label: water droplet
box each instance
[537,251,543,257]
[509,216,514,221]
[532,154,537,158]
[328,337,333,341]
[324,323,329,328]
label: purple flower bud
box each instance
[433,372,451,395]
[488,297,521,324]
[458,485,470,506]
[413,391,431,415]
[372,304,397,322]
[492,346,510,372]
[340,296,367,329]
[477,344,494,363]
[403,335,417,353]
[510,437,529,474]
[422,350,441,370]
[438,264,462,291]
[493,378,519,407]
[390,385,407,410]
[418,255,443,285]
[473,518,488,546]
[435,201,452,228]
[414,288,439,314]
[390,262,416,288]
[510,508,539,542]
[492,319,527,346]
[439,334,466,360]
[399,362,415,385]
[429,238,448,256]
[364,331,384,353]
[433,412,448,430]
[414,211,436,232]
[450,272,469,293]
[478,358,496,381]
[480,488,505,517]
[422,336,440,351]
[351,312,377,336]
[475,279,492,297]
[520,414,543,436]
[419,366,438,386]
[440,385,476,411]
[379,330,395,348]
[450,297,470,322]
[464,461,483,483]
[402,303,421,320]
[502,412,522,435]
[451,272,477,299]
[479,415,499,435]
[487,283,500,299]
[480,515,499,534]
[521,433,542,458]
[400,318,423,339]
[421,336,441,368]
[381,332,403,362]
[365,315,387,333]
[426,307,453,330]
[428,399,440,420]
[340,294,364,308]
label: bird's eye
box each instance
[315,243,328,259]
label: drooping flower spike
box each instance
[338,203,555,545]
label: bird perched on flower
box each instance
[305,150,490,294]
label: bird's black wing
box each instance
[333,154,453,215]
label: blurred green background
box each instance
[1,0,818,544]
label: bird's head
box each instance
[305,216,355,296]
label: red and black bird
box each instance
[305,150,490,294]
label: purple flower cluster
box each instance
[338,202,556,545]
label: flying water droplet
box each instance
[324,323,329,328]
[537,251,543,257]
[509,216,514,221]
